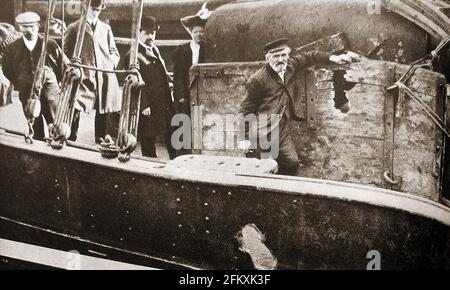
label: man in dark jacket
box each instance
[239,38,357,175]
[64,0,120,143]
[3,12,66,140]
[121,16,176,159]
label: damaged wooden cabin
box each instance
[191,34,447,202]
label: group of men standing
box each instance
[1,0,359,175]
[1,0,206,159]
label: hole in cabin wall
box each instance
[332,70,357,113]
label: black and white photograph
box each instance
[0,0,449,275]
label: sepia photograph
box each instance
[0,0,449,275]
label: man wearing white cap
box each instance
[239,38,359,175]
[3,11,66,141]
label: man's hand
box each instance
[329,51,363,65]
[238,140,252,154]
[142,107,151,117]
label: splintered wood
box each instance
[191,60,447,201]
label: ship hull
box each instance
[0,131,449,269]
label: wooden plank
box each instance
[165,154,278,175]
[392,88,446,201]
[396,66,446,97]
[343,61,394,86]
[192,59,446,199]
[306,71,317,129]
[383,66,396,190]
[191,71,202,154]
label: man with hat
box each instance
[120,16,176,159]
[64,0,121,143]
[238,38,358,175]
[172,3,211,116]
[3,11,67,140]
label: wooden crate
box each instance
[190,60,447,201]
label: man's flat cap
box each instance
[15,12,40,25]
[90,0,106,9]
[141,16,160,32]
[263,38,290,54]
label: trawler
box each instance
[0,0,449,269]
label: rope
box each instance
[61,0,65,78]
[431,33,450,59]
[68,63,135,74]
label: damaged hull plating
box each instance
[0,131,449,269]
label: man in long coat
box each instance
[64,0,120,143]
[3,12,66,140]
[121,16,176,159]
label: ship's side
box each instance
[0,130,449,269]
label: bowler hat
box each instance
[263,38,290,54]
[141,16,160,32]
[15,12,40,25]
